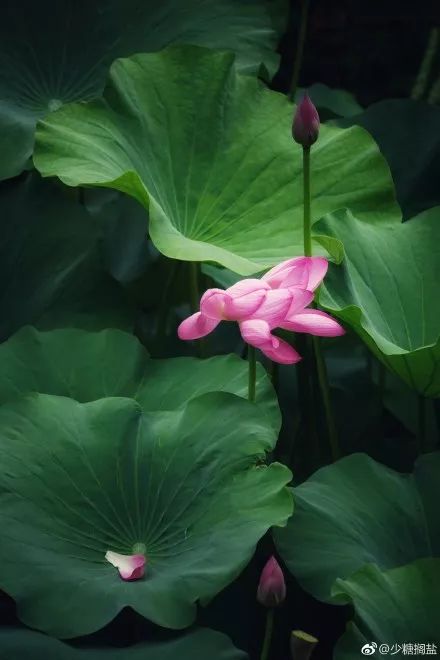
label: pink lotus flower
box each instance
[292,94,320,147]
[105,550,146,581]
[262,255,328,292]
[177,257,344,364]
[257,556,286,607]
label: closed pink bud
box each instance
[292,94,320,147]
[257,556,286,607]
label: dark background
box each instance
[1,1,439,659]
[274,0,440,104]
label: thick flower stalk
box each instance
[177,256,344,365]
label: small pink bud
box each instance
[292,94,320,147]
[257,556,286,607]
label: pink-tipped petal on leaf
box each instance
[239,319,301,365]
[282,309,345,337]
[105,551,146,581]
[178,312,220,340]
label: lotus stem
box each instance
[302,147,312,257]
[189,262,200,314]
[418,394,426,453]
[303,145,340,461]
[260,608,275,660]
[312,336,340,461]
[156,259,178,340]
[411,27,439,100]
[289,0,310,101]
[248,346,257,402]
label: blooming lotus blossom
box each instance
[105,550,146,581]
[292,94,320,147]
[177,257,344,363]
[257,556,286,607]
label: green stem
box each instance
[156,259,178,340]
[303,144,340,461]
[248,346,257,402]
[289,0,310,101]
[312,336,340,461]
[260,608,274,660]
[411,27,439,100]
[302,147,312,256]
[189,262,200,314]
[418,394,426,454]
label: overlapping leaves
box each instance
[275,452,439,601]
[0,627,248,659]
[0,390,291,637]
[0,326,280,430]
[335,560,440,656]
[34,45,400,274]
[275,453,440,653]
[0,0,286,180]
[0,175,134,340]
[339,99,440,218]
[0,325,286,637]
[317,207,440,396]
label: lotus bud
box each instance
[292,94,320,147]
[257,556,286,607]
[105,550,146,581]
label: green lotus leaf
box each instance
[0,0,286,181]
[339,99,440,219]
[316,207,440,396]
[34,45,400,274]
[0,326,280,431]
[0,175,134,340]
[274,452,440,602]
[0,392,292,637]
[334,560,440,658]
[0,627,247,659]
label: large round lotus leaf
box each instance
[274,452,439,602]
[0,627,247,659]
[0,175,134,340]
[0,326,280,431]
[0,392,292,637]
[316,207,440,396]
[0,0,286,181]
[339,99,440,219]
[334,560,440,658]
[34,45,400,275]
